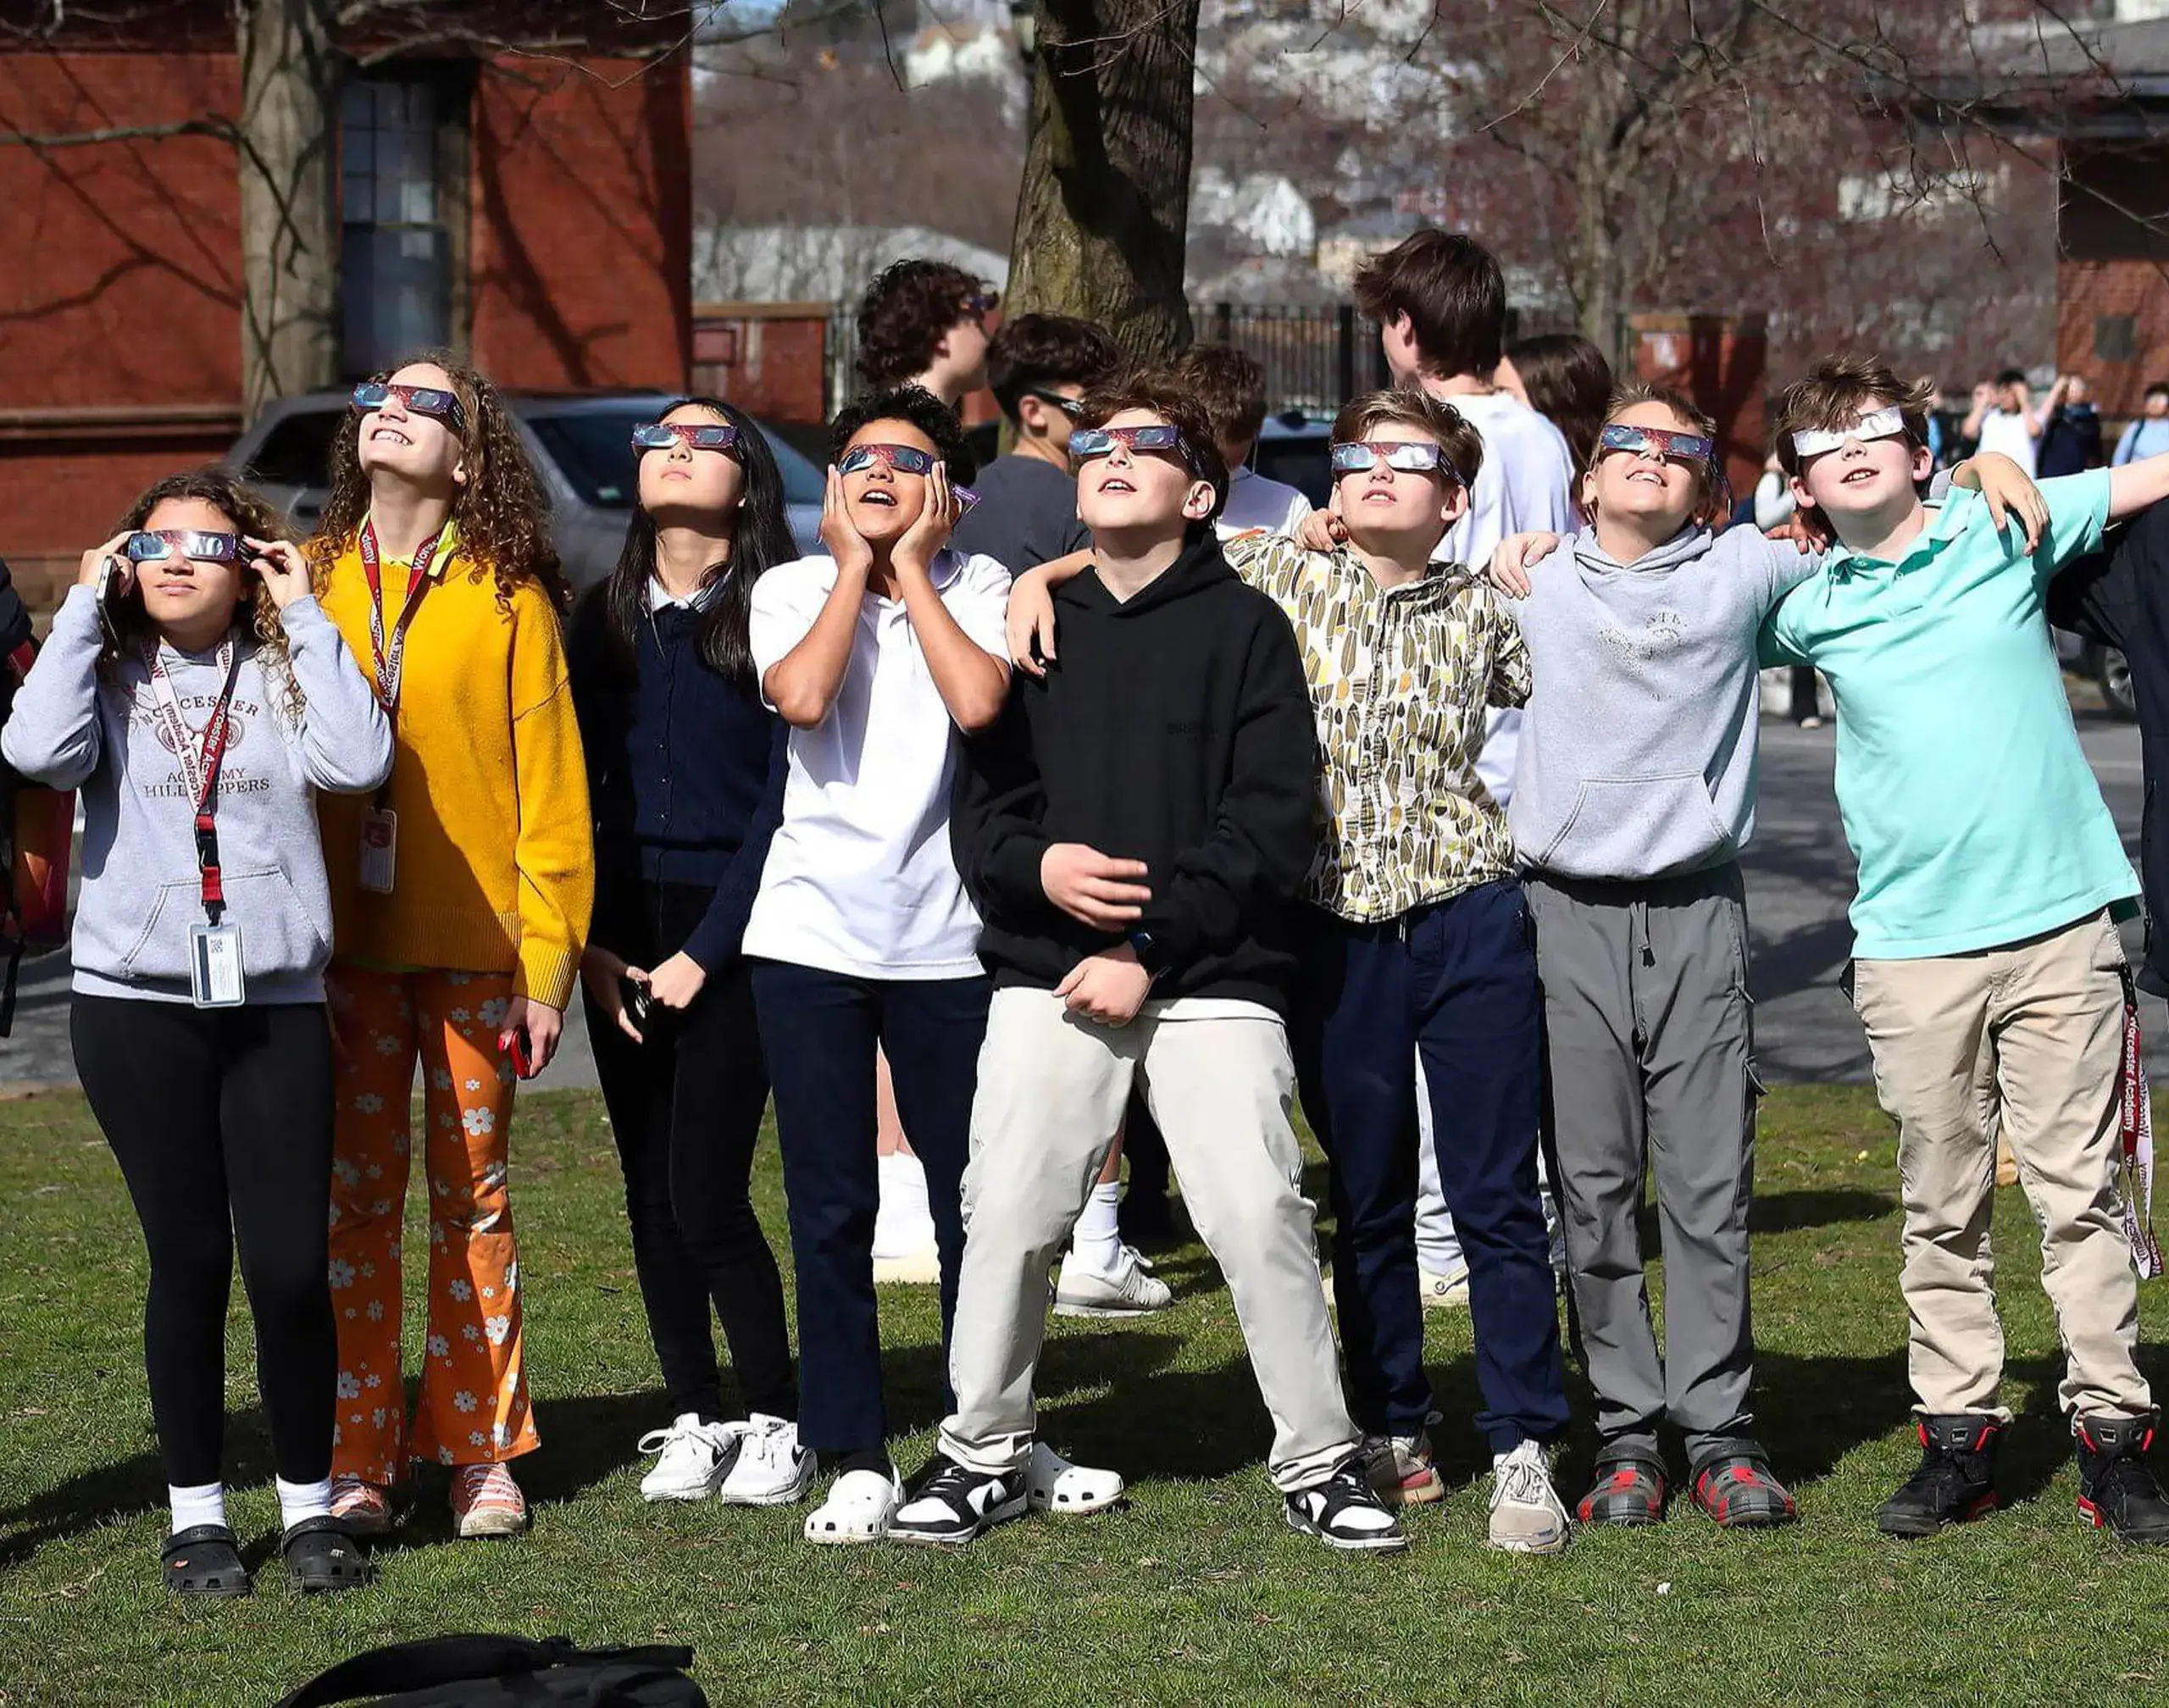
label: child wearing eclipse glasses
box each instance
[1004,387,1573,1553]
[739,384,1015,1545]
[307,352,594,1544]
[907,370,1398,1554]
[5,471,391,1597]
[1752,355,2169,1544]
[1487,383,2048,1534]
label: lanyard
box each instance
[359,518,447,710]
[144,639,242,926]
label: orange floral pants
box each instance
[326,964,537,1483]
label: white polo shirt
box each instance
[743,548,1012,980]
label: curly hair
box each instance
[103,469,304,720]
[1172,343,1270,447]
[854,260,989,389]
[307,348,566,613]
[829,385,979,486]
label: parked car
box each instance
[1252,409,1335,510]
[225,389,826,589]
[2055,624,2138,720]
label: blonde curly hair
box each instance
[306,348,567,613]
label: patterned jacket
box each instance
[1223,533,1528,922]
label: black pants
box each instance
[71,995,337,1489]
[586,879,795,1423]
[750,959,989,1459]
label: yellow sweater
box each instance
[316,532,593,1009]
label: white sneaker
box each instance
[1419,1263,1471,1311]
[1488,1438,1570,1554]
[636,1413,742,1503]
[1054,1245,1173,1317]
[1026,1441,1124,1514]
[718,1413,815,1507]
[804,1466,902,1544]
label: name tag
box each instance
[359,807,397,895]
[190,922,246,1008]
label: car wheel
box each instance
[2100,647,2138,721]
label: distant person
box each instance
[853,259,999,411]
[1963,369,2043,480]
[1497,332,1615,479]
[2038,374,2105,478]
[2114,382,2169,467]
[1173,343,1314,538]
[1922,380,1953,469]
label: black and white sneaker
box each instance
[1284,1454,1410,1553]
[886,1455,1029,1546]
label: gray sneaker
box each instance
[1488,1439,1570,1554]
[1054,1245,1173,1317]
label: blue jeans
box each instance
[1291,880,1567,1451]
[750,960,990,1459]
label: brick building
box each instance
[0,4,692,596]
[1902,13,2169,421]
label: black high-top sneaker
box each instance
[2075,1411,2169,1544]
[1876,1414,2000,1537]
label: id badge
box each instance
[189,922,246,1008]
[359,807,397,894]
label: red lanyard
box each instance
[359,518,447,710]
[143,640,243,925]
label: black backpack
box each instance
[275,1634,707,1707]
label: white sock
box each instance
[169,1481,226,1533]
[276,1475,334,1529]
[1069,1181,1123,1274]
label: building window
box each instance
[2096,315,2139,363]
[341,80,450,378]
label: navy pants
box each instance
[750,960,989,1460]
[1291,879,1567,1452]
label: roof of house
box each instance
[1889,16,2169,133]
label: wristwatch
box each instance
[1127,929,1168,984]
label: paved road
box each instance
[0,710,2155,1090]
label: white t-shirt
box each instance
[1214,467,1313,541]
[1428,388,1576,806]
[1976,407,2039,480]
[744,549,1013,979]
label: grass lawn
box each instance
[4,1084,2169,1706]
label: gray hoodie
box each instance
[1506,524,1817,880]
[3,589,392,1003]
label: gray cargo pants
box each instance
[1526,862,1759,1458]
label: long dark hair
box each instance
[602,396,794,685]
[1506,332,1615,474]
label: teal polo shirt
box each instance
[1760,471,2136,960]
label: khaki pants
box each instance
[1851,910,2148,1421]
[939,987,1360,1493]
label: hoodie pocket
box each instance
[1534,774,1734,879]
[118,868,330,985]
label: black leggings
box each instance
[71,996,336,1489]
[586,879,795,1423]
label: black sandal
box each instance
[161,1523,251,1599]
[280,1515,371,1593]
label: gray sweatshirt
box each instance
[1506,523,1817,880]
[3,589,392,1003]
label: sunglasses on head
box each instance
[127,530,241,564]
[1068,424,1201,471]
[351,380,467,434]
[1330,440,1462,483]
[1789,407,1909,460]
[1598,423,1717,464]
[632,421,741,455]
[962,288,999,319]
[1024,386,1086,420]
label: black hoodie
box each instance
[2049,500,2169,995]
[952,532,1319,1012]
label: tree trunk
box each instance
[1005,0,1198,363]
[236,0,342,417]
